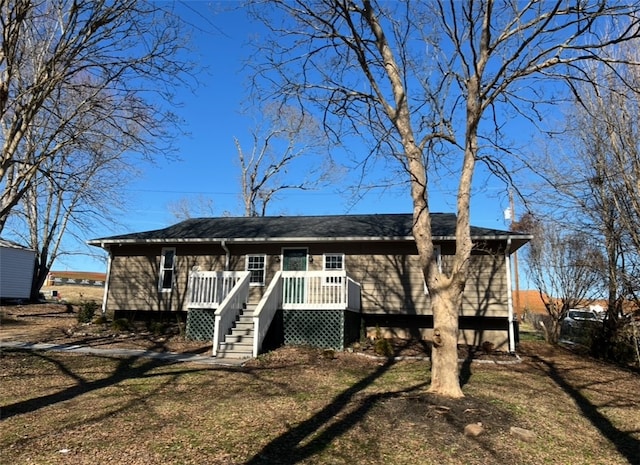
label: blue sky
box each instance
[60,1,521,273]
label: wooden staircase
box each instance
[216,305,255,359]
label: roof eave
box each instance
[88,234,533,248]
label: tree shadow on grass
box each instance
[244,359,429,465]
[459,354,473,387]
[531,354,640,465]
[0,347,215,421]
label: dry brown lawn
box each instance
[1,303,639,465]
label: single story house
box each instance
[0,239,36,301]
[88,213,531,358]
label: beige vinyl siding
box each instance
[311,241,509,318]
[353,253,431,315]
[105,240,509,319]
[106,244,226,312]
[459,253,508,317]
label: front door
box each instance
[282,248,308,272]
[282,248,307,304]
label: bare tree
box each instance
[10,139,133,300]
[236,104,332,217]
[519,215,604,343]
[167,196,219,222]
[3,54,156,299]
[249,0,640,397]
[528,47,640,357]
[0,0,193,232]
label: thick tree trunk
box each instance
[546,318,560,345]
[428,287,464,398]
[29,256,49,302]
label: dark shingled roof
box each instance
[89,213,531,248]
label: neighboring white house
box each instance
[0,239,36,301]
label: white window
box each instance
[159,248,176,292]
[323,253,344,271]
[246,254,266,286]
[323,253,344,285]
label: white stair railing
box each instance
[211,271,250,356]
[346,276,361,311]
[252,271,283,357]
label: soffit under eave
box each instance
[87,234,532,251]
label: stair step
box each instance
[216,350,252,359]
[225,334,253,343]
[233,322,254,331]
[229,329,254,338]
[219,340,253,348]
[215,307,257,359]
[216,343,254,358]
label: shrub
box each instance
[111,318,130,332]
[321,348,336,360]
[590,321,639,366]
[77,300,99,323]
[148,320,167,336]
[93,314,108,325]
[374,338,394,357]
[373,325,394,357]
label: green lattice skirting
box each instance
[186,309,215,341]
[283,309,360,350]
[186,308,361,350]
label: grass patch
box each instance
[1,342,639,464]
[519,321,546,342]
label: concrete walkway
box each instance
[0,341,248,367]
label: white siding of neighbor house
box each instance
[0,242,36,300]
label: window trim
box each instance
[158,247,176,293]
[322,253,345,271]
[246,254,267,287]
[323,253,345,286]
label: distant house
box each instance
[0,239,36,301]
[88,213,531,358]
[46,271,107,287]
[512,290,550,317]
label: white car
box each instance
[565,309,599,322]
[561,309,601,335]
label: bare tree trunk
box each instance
[429,287,464,397]
[30,256,50,302]
[250,0,640,398]
[545,317,560,345]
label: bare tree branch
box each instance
[0,0,195,231]
[236,103,335,216]
[248,0,640,397]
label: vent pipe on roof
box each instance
[221,240,230,271]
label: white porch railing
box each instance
[187,269,361,357]
[187,271,246,309]
[212,271,251,357]
[252,271,283,357]
[346,276,361,311]
[281,270,361,310]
